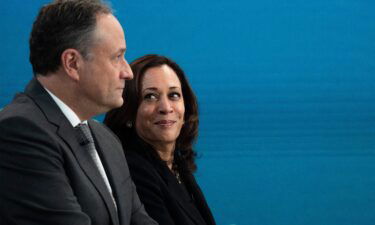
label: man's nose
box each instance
[120,59,133,80]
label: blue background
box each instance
[1,0,375,224]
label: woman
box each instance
[104,54,216,225]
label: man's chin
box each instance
[99,98,124,113]
[111,99,124,109]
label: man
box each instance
[0,0,157,225]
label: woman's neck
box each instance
[153,142,175,170]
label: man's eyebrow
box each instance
[118,48,126,53]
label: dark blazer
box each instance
[125,140,216,225]
[0,79,157,225]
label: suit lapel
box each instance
[153,159,206,225]
[58,121,119,225]
[24,79,119,225]
[169,176,207,225]
[89,121,123,224]
[183,172,216,225]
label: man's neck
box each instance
[37,74,92,121]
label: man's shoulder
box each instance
[0,91,59,137]
[88,119,106,130]
[89,119,116,137]
[0,92,40,121]
[0,96,60,153]
[88,119,123,147]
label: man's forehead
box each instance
[91,13,126,47]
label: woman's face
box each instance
[135,64,185,148]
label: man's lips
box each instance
[117,87,125,92]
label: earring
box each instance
[126,121,133,128]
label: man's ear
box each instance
[60,48,84,81]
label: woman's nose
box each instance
[158,97,173,114]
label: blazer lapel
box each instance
[183,172,216,225]
[24,79,119,225]
[89,121,123,224]
[57,121,119,225]
[154,160,206,225]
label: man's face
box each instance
[78,13,133,114]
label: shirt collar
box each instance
[44,87,87,127]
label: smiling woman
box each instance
[135,64,185,161]
[104,54,216,225]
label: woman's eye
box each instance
[144,93,157,101]
[169,92,181,100]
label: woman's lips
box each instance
[154,120,176,127]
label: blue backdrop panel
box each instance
[1,0,375,224]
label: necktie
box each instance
[75,123,117,209]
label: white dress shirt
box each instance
[44,87,116,208]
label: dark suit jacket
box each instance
[0,79,157,225]
[125,140,216,225]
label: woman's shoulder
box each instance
[125,150,160,176]
[125,150,152,168]
[125,150,170,193]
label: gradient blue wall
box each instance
[1,1,375,224]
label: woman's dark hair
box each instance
[104,54,199,172]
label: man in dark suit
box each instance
[0,1,157,225]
